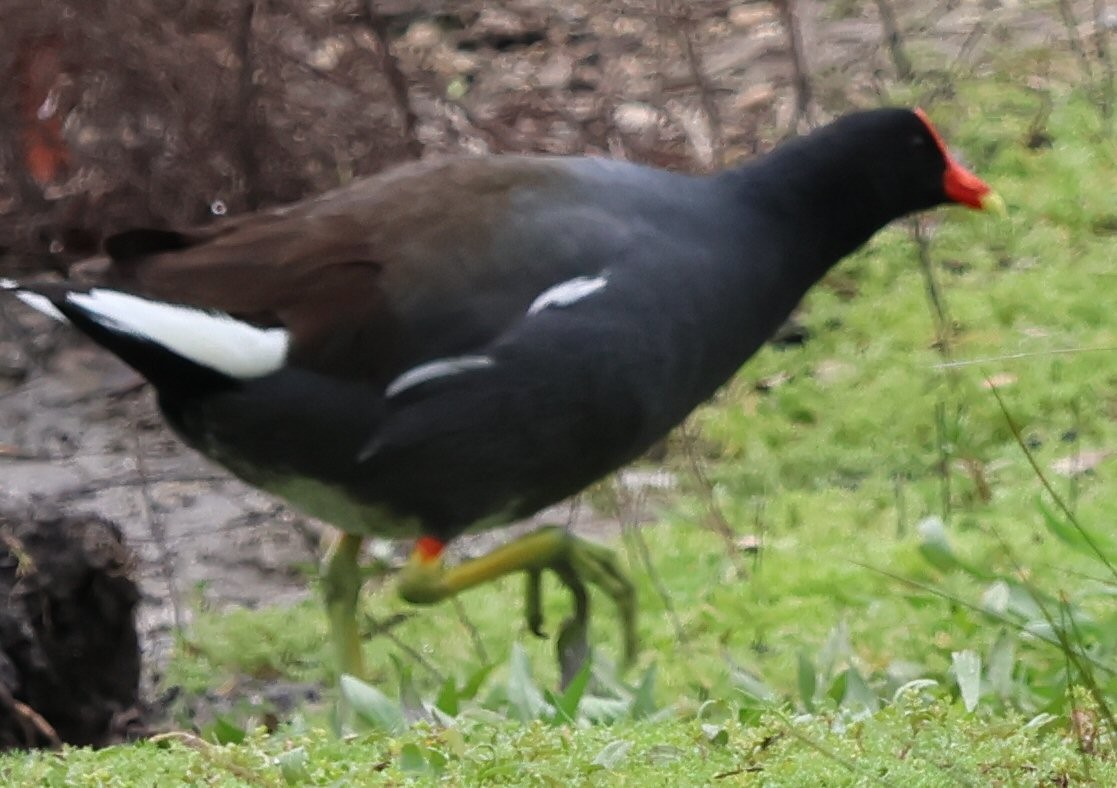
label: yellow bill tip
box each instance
[980,190,1007,217]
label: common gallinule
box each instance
[3,107,1002,679]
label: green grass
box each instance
[7,76,1117,783]
[5,698,1115,786]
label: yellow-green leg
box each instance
[321,531,366,679]
[398,526,637,672]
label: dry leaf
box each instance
[1051,449,1112,477]
[755,371,791,391]
[982,373,1017,389]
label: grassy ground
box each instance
[6,72,1117,785]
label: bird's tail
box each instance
[2,279,289,391]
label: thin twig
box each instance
[0,684,60,749]
[0,445,55,461]
[131,424,184,633]
[361,1,423,159]
[451,597,490,666]
[910,218,953,359]
[979,383,1117,753]
[12,698,60,747]
[857,562,1116,674]
[234,0,262,209]
[934,401,952,521]
[149,730,211,748]
[770,709,894,787]
[1093,0,1115,132]
[669,2,724,168]
[1025,82,1055,148]
[678,423,753,578]
[149,730,269,783]
[874,0,913,81]
[364,612,445,683]
[1060,602,1086,755]
[1057,0,1096,84]
[931,344,1117,369]
[610,477,687,647]
[1064,599,1116,757]
[976,516,1117,743]
[913,215,957,522]
[51,472,231,502]
[951,20,986,75]
[987,383,1117,583]
[775,0,815,132]
[1069,398,1081,515]
[893,474,906,537]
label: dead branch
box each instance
[451,597,490,666]
[951,20,986,74]
[129,425,184,633]
[361,0,423,160]
[1057,0,1096,84]
[774,0,815,132]
[363,611,446,683]
[609,475,687,647]
[678,422,753,578]
[910,217,953,361]
[0,684,61,749]
[1093,0,1115,131]
[934,401,953,520]
[1025,84,1055,149]
[12,698,61,748]
[668,2,724,169]
[874,0,913,81]
[234,0,262,210]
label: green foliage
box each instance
[338,645,661,735]
[4,692,1116,785]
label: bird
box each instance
[2,107,1002,682]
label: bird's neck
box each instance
[690,142,912,383]
[723,138,903,281]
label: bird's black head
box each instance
[818,107,1001,218]
[723,107,1002,279]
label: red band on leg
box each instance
[415,536,445,562]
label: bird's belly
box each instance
[256,472,424,539]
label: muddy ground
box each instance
[0,0,1086,742]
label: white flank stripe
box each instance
[527,274,608,316]
[385,355,493,398]
[67,289,289,379]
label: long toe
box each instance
[550,561,592,688]
[566,540,638,667]
[525,568,547,639]
[556,614,591,690]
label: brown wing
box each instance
[99,155,583,383]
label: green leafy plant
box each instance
[337,644,661,737]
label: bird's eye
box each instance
[910,134,927,149]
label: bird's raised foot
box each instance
[559,533,637,668]
[396,525,638,674]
